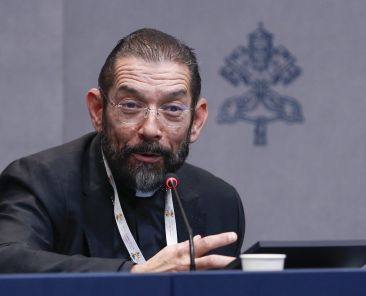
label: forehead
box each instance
[111,56,191,99]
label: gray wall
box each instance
[1,0,366,250]
[0,1,63,165]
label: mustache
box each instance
[122,142,172,158]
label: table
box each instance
[0,269,365,296]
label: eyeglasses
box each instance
[99,88,192,128]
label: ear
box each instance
[86,88,104,132]
[189,97,208,143]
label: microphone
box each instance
[165,173,196,271]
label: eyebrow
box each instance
[161,89,188,101]
[116,85,189,101]
[116,85,143,98]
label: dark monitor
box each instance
[224,240,366,270]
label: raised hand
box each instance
[131,232,237,272]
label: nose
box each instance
[137,109,163,141]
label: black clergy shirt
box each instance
[117,186,167,260]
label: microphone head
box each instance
[165,173,179,189]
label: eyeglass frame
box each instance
[98,87,194,128]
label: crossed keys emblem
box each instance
[131,252,142,261]
[115,213,124,221]
[219,23,304,145]
[165,209,174,217]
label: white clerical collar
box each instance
[135,190,157,198]
[102,150,177,264]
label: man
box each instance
[0,28,245,272]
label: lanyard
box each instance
[101,151,178,264]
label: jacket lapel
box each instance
[81,134,126,258]
[174,184,206,243]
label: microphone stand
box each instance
[170,184,196,271]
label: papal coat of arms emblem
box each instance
[218,23,304,145]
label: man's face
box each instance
[101,57,193,192]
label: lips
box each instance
[132,152,163,163]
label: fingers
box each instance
[131,232,237,272]
[195,255,236,270]
[177,234,201,251]
[193,234,202,241]
[194,232,237,257]
[132,243,191,273]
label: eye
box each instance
[117,100,144,111]
[160,103,187,113]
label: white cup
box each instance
[240,254,286,271]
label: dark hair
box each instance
[98,28,201,108]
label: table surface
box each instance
[0,268,365,296]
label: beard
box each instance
[101,123,190,193]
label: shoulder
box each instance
[176,163,243,211]
[0,132,99,219]
[177,162,244,215]
[23,132,96,168]
[0,132,99,200]
[1,132,97,178]
[177,163,237,194]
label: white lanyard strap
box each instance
[165,188,178,246]
[101,151,178,264]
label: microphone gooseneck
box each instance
[165,173,196,271]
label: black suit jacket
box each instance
[0,133,245,273]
